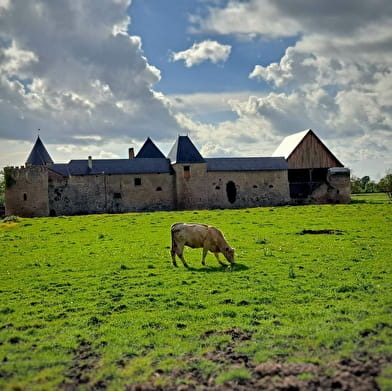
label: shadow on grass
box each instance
[184,263,249,273]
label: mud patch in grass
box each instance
[299,229,344,235]
[127,352,392,391]
[60,340,104,390]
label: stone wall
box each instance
[4,164,349,218]
[48,171,175,216]
[171,164,290,210]
[205,170,290,209]
[4,166,49,217]
[309,168,351,204]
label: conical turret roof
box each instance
[168,135,204,164]
[135,137,166,158]
[26,136,53,166]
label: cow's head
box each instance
[224,247,235,264]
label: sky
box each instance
[0,0,391,180]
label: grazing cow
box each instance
[171,223,235,268]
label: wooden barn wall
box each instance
[288,132,342,169]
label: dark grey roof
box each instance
[168,135,205,164]
[48,164,70,176]
[26,136,53,165]
[136,137,166,158]
[50,158,172,176]
[206,157,288,171]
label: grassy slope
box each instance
[0,194,391,390]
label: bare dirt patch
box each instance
[127,329,391,391]
[60,340,105,391]
[299,229,344,235]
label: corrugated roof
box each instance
[272,129,310,159]
[49,158,172,176]
[26,136,54,165]
[168,135,205,164]
[135,137,166,158]
[206,157,288,171]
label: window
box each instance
[183,165,190,179]
[113,193,122,199]
[156,187,162,191]
[23,193,27,201]
[134,178,142,186]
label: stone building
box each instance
[4,129,350,217]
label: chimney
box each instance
[128,148,135,159]
[88,156,92,169]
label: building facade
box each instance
[4,130,351,217]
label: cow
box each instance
[170,223,235,268]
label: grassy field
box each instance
[0,194,391,390]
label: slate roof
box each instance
[49,158,172,176]
[26,136,53,165]
[168,135,205,164]
[206,157,288,171]
[135,137,166,158]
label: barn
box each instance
[273,129,350,203]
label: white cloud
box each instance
[188,0,392,179]
[191,0,299,38]
[0,0,181,148]
[172,40,231,67]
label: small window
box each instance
[134,178,142,186]
[23,193,27,201]
[113,193,122,199]
[253,185,258,189]
[183,165,190,179]
[156,187,162,191]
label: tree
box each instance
[377,171,392,200]
[0,170,4,207]
[351,176,362,193]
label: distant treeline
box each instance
[351,171,391,199]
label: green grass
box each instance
[0,194,391,390]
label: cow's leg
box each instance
[214,252,227,266]
[175,243,189,268]
[171,243,178,267]
[201,247,208,265]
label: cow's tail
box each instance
[170,224,179,253]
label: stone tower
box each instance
[168,136,208,210]
[4,136,51,217]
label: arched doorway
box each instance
[226,181,237,204]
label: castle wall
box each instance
[4,166,49,217]
[48,172,175,216]
[205,170,290,208]
[172,164,290,210]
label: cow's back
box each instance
[171,223,209,248]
